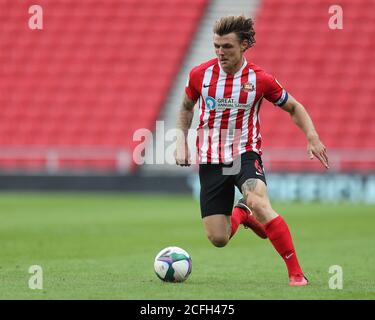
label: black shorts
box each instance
[199,152,266,218]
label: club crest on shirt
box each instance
[241,82,255,93]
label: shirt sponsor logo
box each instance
[204,96,252,111]
[205,96,217,110]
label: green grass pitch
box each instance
[0,192,374,300]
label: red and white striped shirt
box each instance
[185,58,288,164]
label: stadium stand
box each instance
[0,0,208,172]
[248,0,375,172]
[0,0,374,173]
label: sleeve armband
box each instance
[274,89,288,107]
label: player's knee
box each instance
[207,234,229,248]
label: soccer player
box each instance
[174,16,329,286]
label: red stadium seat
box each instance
[248,0,375,171]
[0,0,208,171]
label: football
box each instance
[154,246,192,282]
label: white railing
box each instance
[0,147,374,174]
[263,148,375,172]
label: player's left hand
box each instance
[307,136,329,169]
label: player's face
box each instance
[214,33,247,74]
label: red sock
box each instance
[264,215,303,276]
[230,207,246,238]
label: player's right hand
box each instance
[174,144,191,167]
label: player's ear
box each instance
[240,40,249,52]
